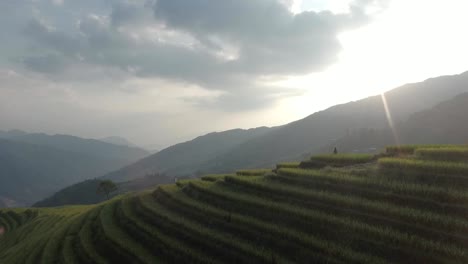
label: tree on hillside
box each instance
[96,180,118,200]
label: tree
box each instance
[96,180,118,200]
[333,147,338,155]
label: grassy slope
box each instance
[1,145,468,263]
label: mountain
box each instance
[0,132,150,207]
[102,127,272,182]
[323,92,468,153]
[0,139,138,206]
[33,127,271,206]
[0,129,28,138]
[99,136,138,148]
[0,132,149,163]
[198,71,468,172]
[33,71,468,206]
[111,66,468,181]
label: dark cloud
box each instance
[24,18,83,54]
[110,0,154,26]
[4,0,385,111]
[153,0,379,76]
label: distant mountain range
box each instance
[34,71,468,207]
[0,132,148,162]
[33,128,272,207]
[98,136,139,148]
[102,127,272,182]
[0,132,149,206]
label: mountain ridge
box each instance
[33,71,468,207]
[198,71,468,172]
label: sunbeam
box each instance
[381,93,401,147]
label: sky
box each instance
[1,0,468,149]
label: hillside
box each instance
[322,92,468,153]
[200,71,468,172]
[103,71,468,181]
[101,127,272,182]
[33,173,177,207]
[0,132,150,207]
[2,145,468,263]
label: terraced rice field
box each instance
[300,153,376,169]
[1,145,468,263]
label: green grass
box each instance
[78,207,108,264]
[222,176,468,244]
[273,169,468,222]
[379,157,468,183]
[300,154,375,169]
[201,174,235,182]
[2,144,468,263]
[276,162,300,169]
[143,189,276,264]
[236,169,272,176]
[99,198,157,263]
[185,180,464,262]
[311,153,375,163]
[277,168,468,204]
[185,181,392,263]
[415,147,468,161]
[161,184,363,264]
[385,144,461,155]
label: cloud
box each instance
[3,0,385,111]
[110,0,154,27]
[23,54,67,73]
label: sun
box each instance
[279,0,468,120]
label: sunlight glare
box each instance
[280,0,468,121]
[381,93,400,147]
